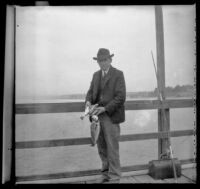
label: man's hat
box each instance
[93,48,114,61]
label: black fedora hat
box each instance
[93,48,114,61]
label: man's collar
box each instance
[102,66,110,74]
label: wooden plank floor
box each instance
[16,167,196,184]
[84,175,194,184]
[181,167,196,182]
[75,168,196,184]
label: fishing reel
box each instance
[160,148,171,160]
[90,114,99,122]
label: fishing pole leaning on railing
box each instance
[150,50,178,183]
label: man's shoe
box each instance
[98,176,109,183]
[103,177,120,184]
[106,179,120,184]
[101,178,109,183]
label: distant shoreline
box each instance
[16,84,194,102]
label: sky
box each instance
[15,5,196,99]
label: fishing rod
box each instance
[151,50,178,183]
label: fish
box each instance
[80,104,98,120]
[80,106,90,120]
[80,104,100,146]
[90,115,100,146]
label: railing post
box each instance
[2,5,15,184]
[158,109,170,158]
[155,5,170,159]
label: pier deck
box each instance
[16,165,196,184]
[69,167,196,184]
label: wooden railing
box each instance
[16,99,193,114]
[15,98,196,182]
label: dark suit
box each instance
[86,66,126,124]
[86,66,126,180]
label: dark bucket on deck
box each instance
[148,158,181,180]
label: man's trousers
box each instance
[97,113,121,180]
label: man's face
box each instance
[97,58,111,71]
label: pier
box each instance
[2,5,196,184]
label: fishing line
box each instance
[151,50,178,183]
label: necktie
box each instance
[103,71,106,78]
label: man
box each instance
[85,48,126,183]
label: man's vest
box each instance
[96,72,107,106]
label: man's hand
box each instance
[85,101,91,109]
[91,106,106,116]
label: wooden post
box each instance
[2,6,15,184]
[158,109,170,158]
[154,6,170,159]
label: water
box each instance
[16,96,192,104]
[15,99,196,177]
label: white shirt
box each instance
[102,67,110,78]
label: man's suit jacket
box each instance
[86,66,126,124]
